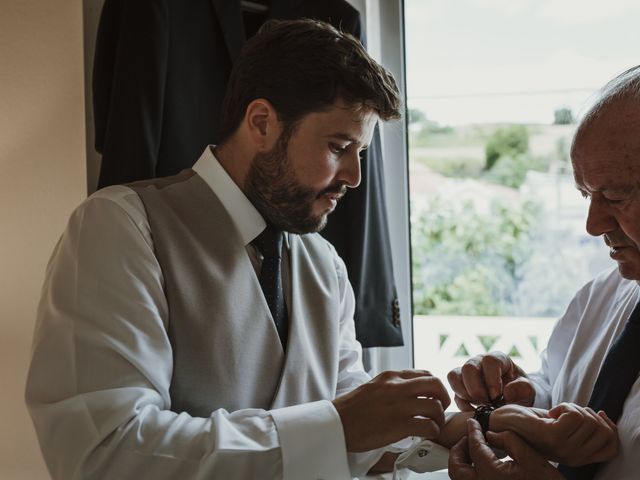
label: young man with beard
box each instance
[25,19,452,480]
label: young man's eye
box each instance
[329,143,346,154]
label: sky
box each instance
[405,0,640,125]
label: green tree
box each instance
[553,107,574,125]
[485,125,529,170]
[411,195,540,316]
[408,108,428,126]
[483,153,548,189]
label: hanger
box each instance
[241,0,268,14]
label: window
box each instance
[405,0,639,398]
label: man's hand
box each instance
[449,418,564,480]
[447,352,534,410]
[332,370,450,452]
[489,403,619,466]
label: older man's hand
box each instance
[447,352,535,411]
[449,418,564,480]
[489,403,619,466]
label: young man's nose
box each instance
[338,150,362,188]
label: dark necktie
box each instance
[558,300,640,479]
[253,224,288,349]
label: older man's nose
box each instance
[585,198,618,237]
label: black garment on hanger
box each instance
[93,0,245,188]
[92,0,403,347]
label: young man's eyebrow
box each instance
[327,133,357,142]
[327,133,368,149]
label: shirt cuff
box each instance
[271,400,351,480]
[394,440,449,474]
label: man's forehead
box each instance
[572,152,638,192]
[313,106,378,138]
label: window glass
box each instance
[405,0,640,399]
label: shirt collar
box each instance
[192,146,266,247]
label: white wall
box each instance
[0,0,87,477]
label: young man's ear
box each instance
[244,99,282,152]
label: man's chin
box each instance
[616,261,640,282]
[304,214,329,234]
[282,212,328,235]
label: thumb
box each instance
[486,430,542,464]
[503,377,535,406]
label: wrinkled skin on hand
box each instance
[448,352,535,411]
[449,418,565,480]
[489,403,619,466]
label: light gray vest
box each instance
[130,171,342,417]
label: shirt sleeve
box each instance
[528,282,592,409]
[24,188,348,480]
[329,248,392,476]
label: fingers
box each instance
[599,410,617,429]
[448,353,524,407]
[466,419,502,470]
[486,431,567,480]
[449,436,471,466]
[335,370,447,452]
[565,407,601,447]
[371,370,450,409]
[592,410,620,463]
[486,430,541,463]
[407,397,446,428]
[546,403,619,466]
[449,436,478,480]
[397,369,433,379]
[571,408,619,464]
[404,374,452,410]
[447,357,489,404]
[479,353,511,400]
[448,368,480,406]
[502,377,536,406]
[548,402,584,436]
[454,394,475,412]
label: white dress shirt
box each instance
[529,266,640,479]
[25,147,384,479]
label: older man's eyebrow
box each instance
[574,183,636,196]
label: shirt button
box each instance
[392,298,401,326]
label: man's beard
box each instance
[245,133,346,234]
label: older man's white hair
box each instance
[579,65,640,130]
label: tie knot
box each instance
[253,224,283,260]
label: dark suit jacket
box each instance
[92,0,403,347]
[93,0,245,185]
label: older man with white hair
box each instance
[448,65,640,479]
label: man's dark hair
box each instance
[217,18,402,143]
